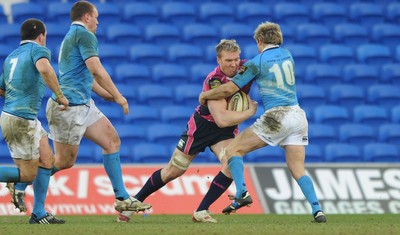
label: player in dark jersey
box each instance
[0,18,69,224]
[118,39,258,223]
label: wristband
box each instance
[55,89,64,99]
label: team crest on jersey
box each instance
[209,78,221,89]
[238,65,247,75]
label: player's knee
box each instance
[286,162,305,180]
[104,133,121,153]
[225,147,243,158]
[40,155,55,169]
[19,170,37,183]
[171,152,191,171]
[219,147,240,164]
[64,161,75,169]
[111,134,121,148]
[56,158,75,170]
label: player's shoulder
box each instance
[32,42,49,51]
[78,27,96,39]
[203,66,226,90]
[24,43,50,58]
[71,24,96,40]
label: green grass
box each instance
[1,214,399,235]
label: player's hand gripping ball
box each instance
[227,90,249,111]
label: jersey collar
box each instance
[20,40,38,45]
[71,21,87,29]
[262,44,279,52]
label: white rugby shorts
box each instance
[0,112,46,160]
[251,105,309,147]
[46,98,104,145]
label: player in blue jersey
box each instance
[199,21,327,223]
[48,0,151,214]
[0,18,69,224]
[118,39,257,223]
[10,1,151,215]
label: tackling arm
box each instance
[199,81,239,106]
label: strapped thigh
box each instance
[171,152,191,171]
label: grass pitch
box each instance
[1,214,399,235]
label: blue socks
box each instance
[135,169,165,202]
[197,171,232,211]
[297,175,322,215]
[228,156,246,199]
[15,182,29,191]
[103,152,129,200]
[32,167,51,219]
[0,167,20,182]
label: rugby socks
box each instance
[196,171,232,211]
[15,182,29,191]
[102,152,130,200]
[32,167,51,219]
[297,175,322,215]
[135,169,165,202]
[228,156,247,199]
[0,167,20,182]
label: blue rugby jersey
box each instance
[55,23,98,105]
[232,45,298,111]
[0,41,50,119]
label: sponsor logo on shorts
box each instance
[302,136,308,141]
[178,139,185,148]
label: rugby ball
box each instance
[227,91,249,111]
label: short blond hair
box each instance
[215,39,241,58]
[253,21,283,45]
